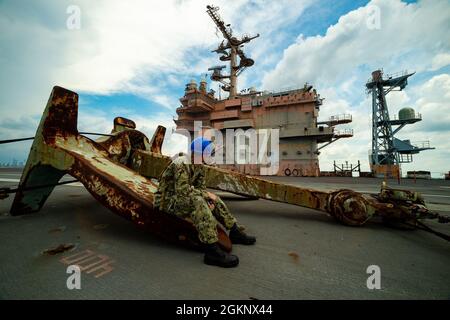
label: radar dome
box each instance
[398,107,415,120]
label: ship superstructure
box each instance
[366,69,434,178]
[174,5,353,176]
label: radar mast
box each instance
[206,5,259,99]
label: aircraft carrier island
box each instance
[175,5,353,177]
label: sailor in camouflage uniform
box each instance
[154,137,256,268]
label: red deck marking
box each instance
[60,249,115,278]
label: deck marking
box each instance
[0,178,20,182]
[60,249,114,278]
[422,194,450,198]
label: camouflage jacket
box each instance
[154,155,207,213]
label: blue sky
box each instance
[0,0,449,177]
[75,0,374,113]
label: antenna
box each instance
[206,5,259,99]
[366,69,433,177]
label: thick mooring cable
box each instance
[0,132,114,144]
[0,137,34,144]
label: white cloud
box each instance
[152,94,178,111]
[57,0,218,94]
[0,0,310,114]
[317,90,373,171]
[260,0,450,175]
[400,73,450,137]
[0,0,309,124]
[398,74,450,177]
[319,73,450,175]
[1,0,448,176]
[430,53,450,71]
[135,115,189,157]
[0,0,310,164]
[262,0,450,90]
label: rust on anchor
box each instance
[9,86,232,252]
[113,116,136,132]
[149,126,166,154]
[7,86,448,247]
[326,189,373,226]
[131,147,447,232]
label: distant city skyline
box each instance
[0,159,25,168]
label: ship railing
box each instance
[366,69,410,84]
[411,141,431,149]
[384,70,409,80]
[262,86,305,97]
[329,114,352,122]
[390,113,422,121]
[334,129,354,137]
[176,106,186,113]
[366,68,408,83]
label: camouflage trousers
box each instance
[172,191,237,244]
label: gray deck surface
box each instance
[0,168,449,299]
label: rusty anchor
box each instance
[6,86,449,246]
[9,86,232,252]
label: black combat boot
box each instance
[229,224,256,245]
[203,243,239,268]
